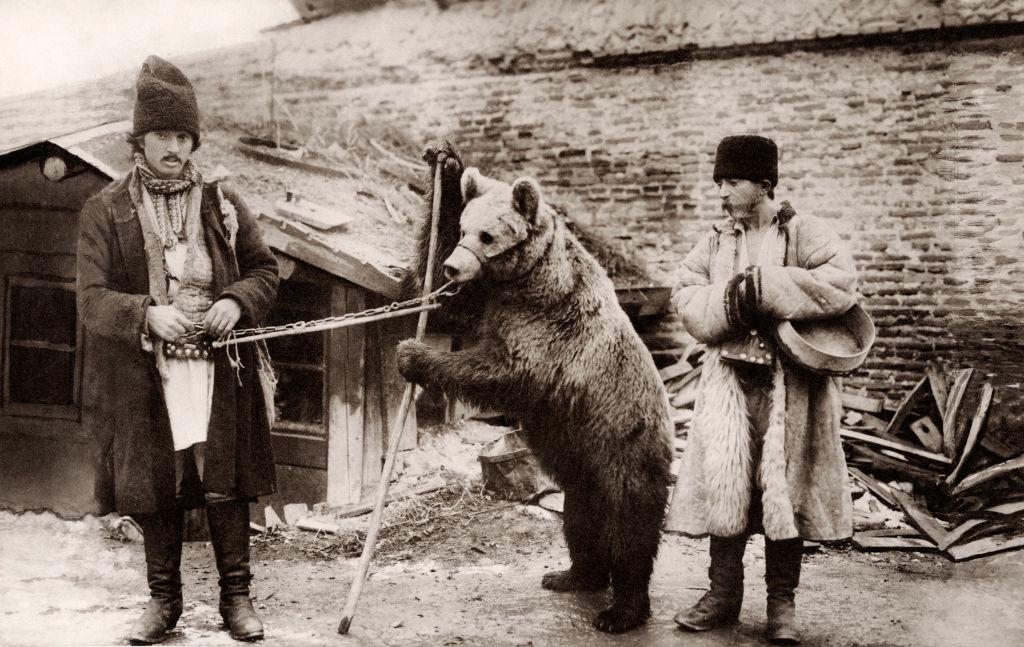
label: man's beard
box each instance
[722,194,760,218]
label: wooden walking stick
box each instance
[337,157,446,635]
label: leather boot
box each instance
[675,535,746,631]
[129,509,184,645]
[765,538,802,645]
[207,499,264,641]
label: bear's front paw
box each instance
[396,339,432,383]
[422,140,462,176]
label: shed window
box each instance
[266,279,329,432]
[3,277,79,415]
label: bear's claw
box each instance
[541,569,609,592]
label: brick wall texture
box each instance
[4,0,1024,407]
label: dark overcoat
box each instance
[76,174,279,514]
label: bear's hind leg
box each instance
[591,478,666,633]
[541,487,609,592]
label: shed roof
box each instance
[1,115,658,301]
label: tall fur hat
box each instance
[131,55,201,149]
[713,135,777,187]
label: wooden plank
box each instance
[858,527,923,538]
[258,216,402,299]
[852,534,938,552]
[926,366,949,423]
[841,391,884,413]
[848,445,943,484]
[909,417,943,453]
[942,368,974,457]
[952,453,1024,496]
[847,466,898,508]
[361,318,386,500]
[937,501,1024,551]
[328,476,447,519]
[946,383,993,486]
[275,195,353,231]
[861,412,889,433]
[235,140,353,179]
[326,284,365,506]
[841,429,952,465]
[659,357,693,383]
[946,532,1024,562]
[890,488,949,547]
[885,376,931,437]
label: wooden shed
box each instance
[0,121,425,517]
[0,121,124,517]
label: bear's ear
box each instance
[461,167,484,203]
[511,177,541,222]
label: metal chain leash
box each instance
[177,281,461,349]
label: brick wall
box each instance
[6,0,1024,406]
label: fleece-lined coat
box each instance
[666,205,857,541]
[76,175,279,515]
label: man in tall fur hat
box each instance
[77,55,279,644]
[667,135,859,644]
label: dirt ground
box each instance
[3,498,1024,647]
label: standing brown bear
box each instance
[396,142,674,633]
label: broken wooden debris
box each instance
[909,417,943,453]
[936,500,1024,551]
[945,383,993,486]
[283,502,311,526]
[942,368,974,457]
[659,356,693,382]
[951,453,1024,496]
[848,466,898,508]
[844,364,1024,560]
[841,429,951,465]
[841,392,884,413]
[264,505,284,530]
[852,533,938,553]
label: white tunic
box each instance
[141,187,215,451]
[162,243,215,451]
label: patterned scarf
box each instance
[132,152,201,249]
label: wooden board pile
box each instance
[659,342,705,440]
[841,367,1024,561]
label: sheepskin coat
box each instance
[77,174,279,515]
[666,204,857,541]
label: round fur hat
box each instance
[713,135,777,187]
[131,55,201,149]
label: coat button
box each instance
[759,342,765,348]
[750,329,758,336]
[740,352,747,359]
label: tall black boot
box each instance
[207,499,264,641]
[765,538,802,645]
[675,535,747,631]
[129,509,184,645]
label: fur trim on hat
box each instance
[132,55,201,149]
[713,135,777,187]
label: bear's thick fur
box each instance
[397,142,674,633]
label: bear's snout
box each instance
[442,246,482,284]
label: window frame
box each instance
[2,274,82,420]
